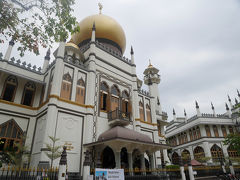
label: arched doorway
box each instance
[172,152,180,165]
[102,146,115,168]
[181,149,191,164]
[194,146,205,162]
[210,144,223,162]
[121,147,129,169]
[227,146,240,159]
[132,149,141,169]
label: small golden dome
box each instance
[71,14,126,53]
[65,42,80,50]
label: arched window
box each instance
[146,104,152,123]
[110,85,120,111]
[60,73,72,100]
[47,74,53,99]
[1,76,18,102]
[229,126,234,134]
[122,91,129,113]
[194,146,205,160]
[193,128,197,140]
[172,152,180,165]
[189,130,193,141]
[196,126,201,139]
[21,82,36,106]
[211,144,223,161]
[221,125,227,137]
[184,132,188,143]
[157,121,162,137]
[0,120,23,151]
[213,125,219,137]
[100,82,109,111]
[205,125,211,137]
[139,101,144,121]
[75,78,85,104]
[173,136,177,146]
[181,149,191,164]
[227,146,240,158]
[178,134,181,144]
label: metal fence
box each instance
[0,166,58,180]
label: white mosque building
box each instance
[165,97,240,165]
[0,8,171,175]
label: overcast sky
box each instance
[1,0,240,121]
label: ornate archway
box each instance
[102,146,115,168]
[194,146,205,161]
[172,152,180,165]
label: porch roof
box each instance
[83,137,171,151]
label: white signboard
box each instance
[87,175,94,180]
[95,168,124,180]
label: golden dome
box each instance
[71,14,126,53]
[65,42,80,50]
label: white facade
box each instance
[0,12,170,174]
[166,102,240,165]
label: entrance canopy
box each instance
[84,126,171,152]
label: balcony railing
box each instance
[108,109,131,127]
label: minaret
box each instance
[226,103,231,118]
[130,46,135,64]
[143,61,171,166]
[4,39,15,61]
[235,98,239,105]
[143,60,162,117]
[91,22,96,42]
[228,95,233,109]
[173,108,177,121]
[211,102,216,117]
[84,22,97,143]
[195,101,201,117]
[42,48,50,73]
[237,89,240,101]
[130,46,140,131]
[184,109,188,123]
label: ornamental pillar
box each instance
[140,154,146,175]
[128,152,133,176]
[58,146,67,180]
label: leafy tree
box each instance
[45,136,62,168]
[0,135,30,168]
[0,0,80,56]
[224,134,240,154]
[224,111,240,153]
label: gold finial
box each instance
[98,2,103,14]
[148,59,153,68]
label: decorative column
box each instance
[114,151,121,169]
[195,101,201,117]
[140,154,146,175]
[130,46,140,131]
[184,109,188,123]
[58,146,67,180]
[4,39,14,61]
[51,42,65,96]
[203,142,213,163]
[84,23,96,143]
[149,153,156,175]
[211,102,216,117]
[188,161,195,180]
[229,160,235,176]
[83,150,92,180]
[179,158,186,180]
[220,160,226,174]
[128,152,133,176]
[42,48,50,73]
